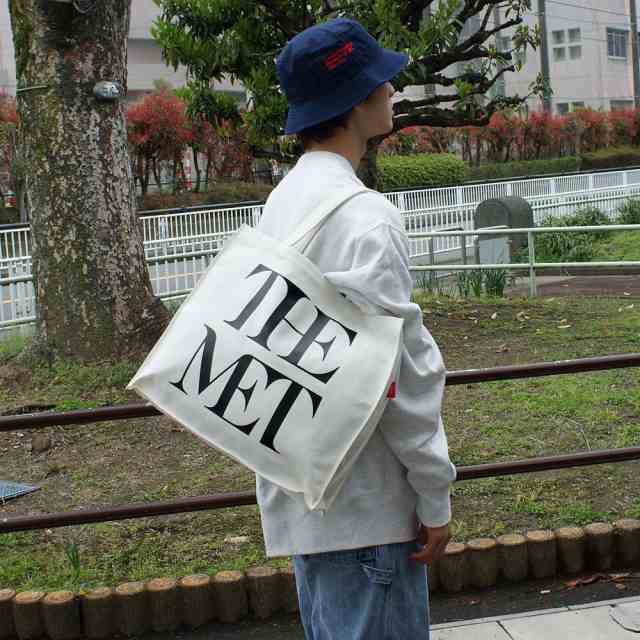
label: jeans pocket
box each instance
[361,563,393,585]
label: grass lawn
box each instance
[592,230,640,262]
[0,294,639,592]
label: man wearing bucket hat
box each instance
[256,18,456,639]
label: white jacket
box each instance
[256,151,456,557]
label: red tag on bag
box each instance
[387,382,396,399]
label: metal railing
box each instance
[3,167,640,329]
[409,223,640,297]
[1,353,639,534]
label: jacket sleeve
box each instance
[324,217,457,528]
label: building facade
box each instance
[0,0,243,100]
[497,0,640,114]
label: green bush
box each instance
[466,157,581,182]
[580,146,640,171]
[617,198,640,225]
[0,207,19,225]
[139,181,274,211]
[378,153,468,190]
[534,206,611,263]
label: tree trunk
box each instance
[152,157,161,190]
[9,0,168,361]
[205,152,212,190]
[144,156,151,195]
[356,137,381,189]
[192,148,201,192]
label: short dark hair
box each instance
[297,109,352,148]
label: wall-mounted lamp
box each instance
[93,81,125,102]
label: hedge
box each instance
[377,153,468,190]
[139,181,274,211]
[466,156,581,182]
[0,208,18,225]
[580,146,640,171]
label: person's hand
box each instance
[409,523,451,565]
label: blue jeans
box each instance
[293,541,429,640]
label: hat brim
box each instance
[283,48,408,135]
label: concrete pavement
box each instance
[146,595,640,639]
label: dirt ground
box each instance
[508,274,640,298]
[1,289,639,591]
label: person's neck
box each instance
[305,131,367,172]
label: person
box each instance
[255,18,456,640]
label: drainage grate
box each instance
[0,480,40,503]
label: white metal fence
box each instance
[409,223,640,297]
[2,167,640,329]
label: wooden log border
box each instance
[1,519,638,637]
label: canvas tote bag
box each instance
[128,187,404,511]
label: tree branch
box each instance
[259,0,300,39]
[251,145,298,164]
[416,16,522,75]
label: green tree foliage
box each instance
[153,0,543,183]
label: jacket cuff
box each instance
[416,493,452,528]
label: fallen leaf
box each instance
[491,312,498,320]
[516,311,528,322]
[610,573,630,582]
[557,324,572,329]
[626,304,634,310]
[624,292,631,296]
[563,574,608,589]
[496,344,509,353]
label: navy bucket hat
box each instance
[277,19,409,135]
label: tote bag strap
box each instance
[285,186,372,252]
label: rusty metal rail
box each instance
[1,352,639,535]
[1,353,639,433]
[2,446,640,534]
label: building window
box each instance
[568,28,581,43]
[611,99,634,111]
[553,47,567,62]
[569,45,582,60]
[552,30,565,45]
[497,35,511,52]
[571,102,585,110]
[557,103,569,115]
[607,28,628,59]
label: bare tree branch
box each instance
[392,93,525,130]
[416,16,522,75]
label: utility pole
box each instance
[630,0,640,108]
[538,0,552,112]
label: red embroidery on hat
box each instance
[324,41,354,70]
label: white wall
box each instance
[0,1,15,93]
[500,0,640,113]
